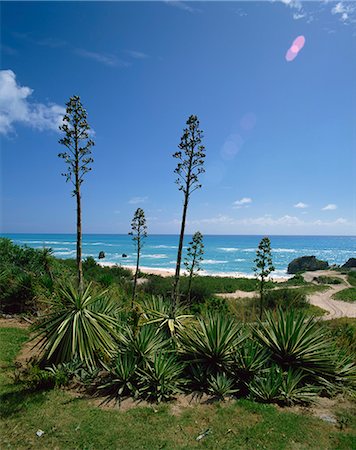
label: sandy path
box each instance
[217,270,356,320]
[302,271,356,320]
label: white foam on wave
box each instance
[272,248,297,253]
[54,250,76,256]
[219,247,239,252]
[150,245,178,249]
[234,258,246,262]
[203,259,228,265]
[144,254,169,259]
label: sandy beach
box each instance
[98,262,290,282]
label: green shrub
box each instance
[313,276,342,285]
[232,338,270,392]
[254,309,336,381]
[118,324,168,364]
[333,288,356,302]
[137,352,184,403]
[34,282,119,368]
[264,288,308,310]
[207,372,238,400]
[249,366,319,406]
[179,313,245,374]
[98,353,139,402]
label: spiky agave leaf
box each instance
[254,308,336,380]
[137,351,184,403]
[179,312,246,373]
[98,352,138,403]
[33,282,118,369]
[140,295,193,336]
[117,323,169,364]
[207,372,238,400]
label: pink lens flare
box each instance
[285,35,305,62]
[293,35,305,51]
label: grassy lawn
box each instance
[1,326,355,449]
[333,288,356,302]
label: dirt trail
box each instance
[302,270,356,320]
[217,270,356,320]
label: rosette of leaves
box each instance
[34,282,118,369]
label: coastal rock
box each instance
[98,251,105,259]
[287,256,329,274]
[341,258,356,269]
[122,253,128,258]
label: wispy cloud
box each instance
[12,31,132,68]
[322,203,337,211]
[233,197,252,208]
[164,1,199,14]
[128,196,148,205]
[0,70,65,135]
[331,2,356,23]
[294,202,308,209]
[1,44,18,55]
[74,49,130,67]
[125,50,149,59]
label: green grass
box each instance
[348,271,356,287]
[1,325,355,449]
[333,288,356,302]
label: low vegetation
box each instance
[1,325,356,449]
[1,239,355,449]
[333,288,356,303]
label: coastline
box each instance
[98,262,291,282]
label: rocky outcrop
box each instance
[341,258,356,269]
[98,251,105,259]
[287,256,329,274]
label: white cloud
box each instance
[233,197,252,208]
[322,203,337,211]
[74,49,130,67]
[128,196,148,205]
[164,1,198,13]
[0,70,65,135]
[294,202,308,209]
[279,0,302,10]
[125,50,149,59]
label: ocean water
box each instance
[2,234,355,278]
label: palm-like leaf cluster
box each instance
[34,283,118,368]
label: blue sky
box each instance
[1,1,355,235]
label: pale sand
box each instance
[98,262,289,281]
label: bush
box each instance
[264,289,308,310]
[34,282,119,368]
[137,352,184,403]
[179,313,245,375]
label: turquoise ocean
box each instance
[2,234,355,278]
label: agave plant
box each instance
[232,338,270,395]
[249,365,283,403]
[207,372,238,400]
[254,308,336,381]
[140,295,193,336]
[278,368,319,406]
[250,366,319,406]
[117,324,168,364]
[98,352,138,402]
[34,282,118,368]
[179,313,246,374]
[137,351,184,403]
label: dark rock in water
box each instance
[287,256,329,274]
[341,258,356,269]
[122,253,128,258]
[98,251,105,259]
